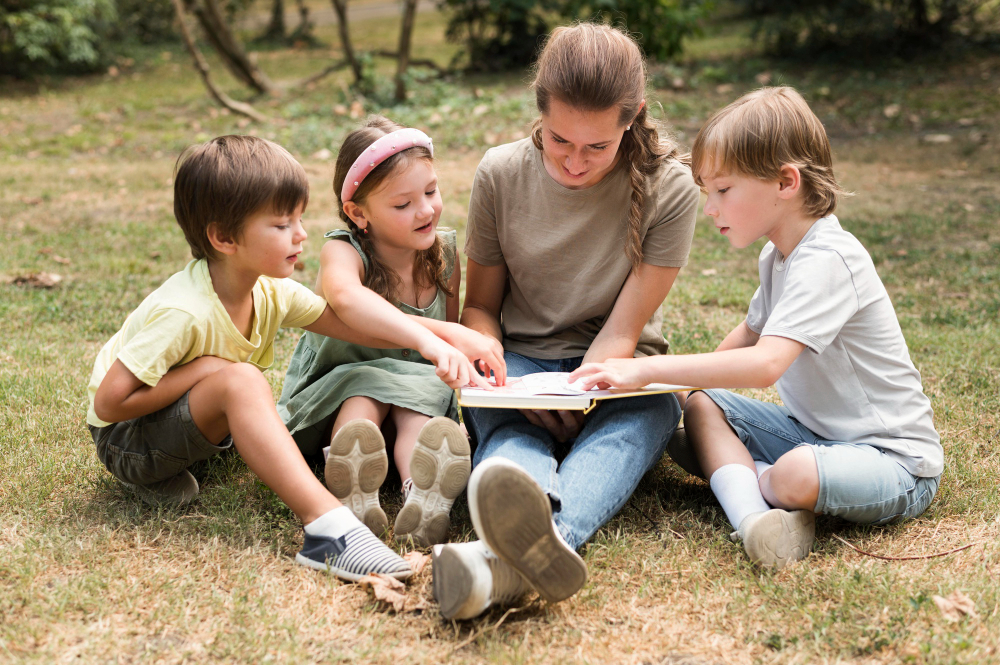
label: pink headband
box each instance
[341,128,434,202]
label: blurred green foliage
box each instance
[561,0,713,60]
[738,0,999,59]
[0,0,117,76]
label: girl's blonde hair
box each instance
[333,116,452,304]
[530,22,682,269]
[691,87,847,218]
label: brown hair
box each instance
[173,135,309,260]
[691,86,848,218]
[530,22,682,269]
[333,115,451,304]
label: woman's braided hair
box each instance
[530,23,683,269]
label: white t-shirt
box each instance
[747,215,942,477]
[87,259,327,427]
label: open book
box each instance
[457,372,693,413]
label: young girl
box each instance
[279,116,503,548]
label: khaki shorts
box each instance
[89,391,232,486]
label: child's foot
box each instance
[123,469,199,507]
[432,540,529,620]
[296,506,411,582]
[325,419,389,536]
[467,457,587,603]
[735,508,815,570]
[394,417,471,547]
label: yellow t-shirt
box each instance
[87,259,327,427]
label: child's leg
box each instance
[325,396,391,534]
[684,389,816,570]
[390,406,470,547]
[759,445,820,511]
[187,364,411,580]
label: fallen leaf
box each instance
[37,247,53,255]
[21,196,42,205]
[150,251,162,259]
[332,104,348,116]
[963,203,975,212]
[403,551,430,575]
[311,148,332,161]
[52,255,71,265]
[358,573,407,612]
[755,71,772,85]
[670,77,685,90]
[715,83,734,94]
[933,590,977,622]
[293,261,305,271]
[10,272,62,288]
[700,268,717,277]
[922,134,952,144]
[883,104,901,119]
[472,104,489,117]
[349,101,364,119]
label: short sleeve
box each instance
[464,152,504,266]
[638,160,700,268]
[325,228,369,273]
[761,247,860,353]
[746,286,767,334]
[279,279,329,329]
[117,308,198,387]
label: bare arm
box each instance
[715,319,760,352]
[570,335,806,391]
[583,264,681,364]
[93,356,232,424]
[459,258,506,345]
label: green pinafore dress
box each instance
[278,228,459,456]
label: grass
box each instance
[2,6,1000,664]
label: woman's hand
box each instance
[417,336,493,390]
[569,357,651,391]
[435,323,507,385]
[519,408,585,443]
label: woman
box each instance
[432,23,700,620]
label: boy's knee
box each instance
[683,391,722,424]
[768,447,819,507]
[217,362,269,391]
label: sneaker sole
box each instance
[325,419,388,535]
[469,459,587,603]
[743,508,816,570]
[432,544,490,620]
[395,418,471,547]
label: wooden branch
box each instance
[832,534,983,561]
[372,50,446,74]
[394,0,419,102]
[329,0,362,83]
[293,60,351,89]
[171,0,268,123]
[190,0,280,96]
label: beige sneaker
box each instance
[394,417,471,547]
[738,508,815,570]
[468,458,587,603]
[325,419,389,536]
[123,469,199,507]
[432,540,529,620]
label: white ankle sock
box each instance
[304,506,359,539]
[754,460,773,478]
[709,464,772,530]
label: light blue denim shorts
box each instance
[700,389,940,525]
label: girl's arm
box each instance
[318,240,489,389]
[715,320,760,352]
[582,263,681,364]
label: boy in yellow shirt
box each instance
[87,135,483,581]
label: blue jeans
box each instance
[463,352,681,550]
[701,389,940,525]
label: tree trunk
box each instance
[170,0,267,122]
[290,0,316,44]
[394,0,419,102]
[187,0,280,96]
[330,0,363,83]
[262,0,285,41]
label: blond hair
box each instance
[174,135,309,260]
[332,116,451,304]
[692,87,847,218]
[530,22,682,269]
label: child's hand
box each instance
[569,358,650,391]
[418,337,493,390]
[436,323,507,385]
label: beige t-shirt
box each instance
[87,259,327,427]
[465,138,700,358]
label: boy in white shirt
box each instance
[87,136,481,581]
[570,87,942,570]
